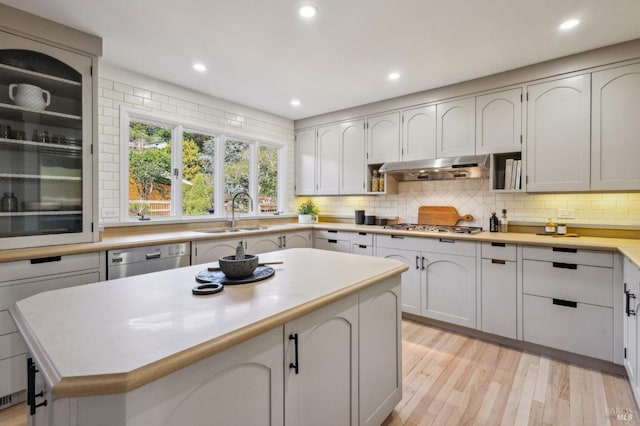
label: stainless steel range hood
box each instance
[378,154,490,181]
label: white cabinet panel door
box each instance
[476,88,522,154]
[295,128,316,195]
[340,119,366,194]
[436,97,475,157]
[376,247,422,315]
[402,105,436,161]
[526,74,591,192]
[592,63,640,190]
[367,112,400,164]
[481,258,517,339]
[317,124,341,194]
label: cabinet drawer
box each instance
[351,231,373,246]
[481,242,516,261]
[314,239,352,253]
[0,354,26,397]
[523,294,612,361]
[377,234,476,256]
[352,244,373,256]
[0,332,26,360]
[0,271,100,311]
[313,229,351,241]
[523,260,613,307]
[0,310,17,335]
[0,252,101,284]
[523,246,613,267]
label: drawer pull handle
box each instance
[289,334,299,374]
[626,289,636,317]
[491,259,506,265]
[328,239,338,244]
[552,247,577,253]
[328,230,338,233]
[358,244,367,249]
[390,235,404,239]
[439,238,455,243]
[421,256,426,271]
[111,257,123,263]
[358,232,367,236]
[491,242,506,247]
[30,256,61,264]
[553,262,577,270]
[416,256,420,270]
[145,252,161,260]
[553,298,577,308]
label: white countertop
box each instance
[10,248,407,398]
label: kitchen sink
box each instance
[196,226,270,234]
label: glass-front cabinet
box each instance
[0,30,96,249]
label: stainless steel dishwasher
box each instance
[107,242,191,279]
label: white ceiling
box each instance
[4,0,640,120]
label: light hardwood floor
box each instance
[383,319,640,426]
[1,319,638,426]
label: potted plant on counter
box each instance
[297,200,319,224]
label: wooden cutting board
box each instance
[418,206,473,226]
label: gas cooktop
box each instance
[383,223,483,234]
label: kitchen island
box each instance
[10,248,407,426]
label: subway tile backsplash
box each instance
[307,179,640,228]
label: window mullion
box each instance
[215,135,226,219]
[249,142,259,215]
[173,125,183,217]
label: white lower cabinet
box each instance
[193,238,247,264]
[480,242,517,339]
[0,252,104,407]
[624,257,640,407]
[246,230,311,254]
[522,246,614,361]
[376,234,477,328]
[285,294,359,426]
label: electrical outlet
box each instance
[557,208,575,219]
[102,207,118,218]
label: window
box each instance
[122,110,285,221]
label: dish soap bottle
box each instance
[489,212,499,232]
[500,209,508,233]
[545,218,556,234]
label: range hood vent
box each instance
[379,155,490,181]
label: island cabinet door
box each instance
[284,293,359,426]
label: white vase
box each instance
[298,214,316,224]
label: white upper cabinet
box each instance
[436,97,475,157]
[295,128,316,195]
[366,112,400,164]
[526,74,591,192]
[476,88,522,154]
[401,105,436,161]
[340,119,366,194]
[591,62,640,190]
[316,124,341,194]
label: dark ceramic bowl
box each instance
[218,254,259,278]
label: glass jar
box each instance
[1,192,18,212]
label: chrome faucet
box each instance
[230,190,253,230]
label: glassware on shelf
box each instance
[0,124,11,139]
[32,129,49,143]
[1,192,18,212]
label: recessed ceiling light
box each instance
[193,63,207,72]
[559,19,580,30]
[299,5,317,18]
[388,72,400,80]
[291,99,301,107]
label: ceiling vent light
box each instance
[193,63,207,72]
[291,99,301,106]
[299,5,317,18]
[559,19,580,30]
[388,72,400,80]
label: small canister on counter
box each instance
[557,222,567,235]
[355,210,365,224]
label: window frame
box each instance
[119,107,287,222]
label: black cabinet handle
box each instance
[421,256,426,271]
[553,262,577,270]
[30,256,61,264]
[626,288,637,317]
[491,259,506,265]
[27,358,47,416]
[289,334,299,374]
[439,238,455,243]
[328,239,338,244]
[358,232,367,236]
[553,247,577,253]
[358,244,367,249]
[282,235,287,248]
[491,242,506,247]
[415,256,420,270]
[390,235,404,239]
[328,230,338,233]
[553,298,577,308]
